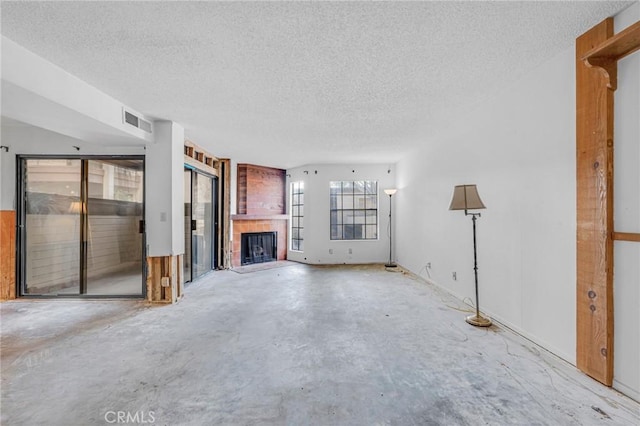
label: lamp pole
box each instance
[465,211,491,327]
[384,189,397,268]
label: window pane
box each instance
[343,196,353,209]
[354,181,365,194]
[343,210,355,225]
[290,181,304,251]
[344,224,355,239]
[354,210,365,224]
[331,224,341,239]
[343,181,354,194]
[354,195,365,209]
[366,210,377,224]
[330,181,341,195]
[354,225,364,239]
[365,195,377,209]
[366,224,378,239]
[365,181,377,194]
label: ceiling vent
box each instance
[123,108,152,134]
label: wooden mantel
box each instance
[575,17,640,387]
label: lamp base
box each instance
[465,314,492,327]
[385,263,397,268]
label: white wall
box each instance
[396,41,577,361]
[395,5,640,401]
[145,121,185,257]
[613,2,640,402]
[286,163,396,264]
[1,36,153,145]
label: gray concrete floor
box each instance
[1,264,639,425]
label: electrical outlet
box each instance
[329,249,333,254]
[426,262,431,269]
[452,272,457,281]
[348,248,352,254]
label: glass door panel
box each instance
[23,159,81,295]
[184,169,192,283]
[192,173,213,279]
[85,160,144,296]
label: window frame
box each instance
[330,180,378,241]
[290,181,304,251]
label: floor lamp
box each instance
[449,184,491,327]
[384,189,397,268]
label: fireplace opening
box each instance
[241,232,277,265]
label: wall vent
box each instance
[122,108,152,134]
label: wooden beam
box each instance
[220,159,232,269]
[583,20,640,62]
[613,232,640,243]
[0,211,17,300]
[576,18,615,386]
[184,155,218,177]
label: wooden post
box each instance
[576,17,640,387]
[576,18,615,386]
[220,159,232,269]
[146,255,183,304]
[0,211,17,300]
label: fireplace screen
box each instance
[241,232,277,265]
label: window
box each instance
[330,180,378,240]
[290,181,304,251]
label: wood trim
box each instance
[184,155,218,177]
[220,159,232,269]
[583,20,640,62]
[576,18,615,386]
[184,139,220,175]
[0,211,17,301]
[613,232,640,242]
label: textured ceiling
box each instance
[0,1,633,168]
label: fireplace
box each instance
[241,232,277,265]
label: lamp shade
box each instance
[449,185,486,211]
[384,189,397,196]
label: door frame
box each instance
[16,155,146,298]
[183,165,218,283]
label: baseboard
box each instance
[613,379,640,403]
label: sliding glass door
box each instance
[22,159,82,295]
[184,169,193,283]
[19,157,145,297]
[183,167,217,282]
[85,159,144,295]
